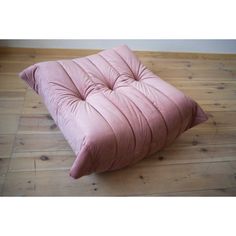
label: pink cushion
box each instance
[19,45,208,179]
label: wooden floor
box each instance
[0,47,236,196]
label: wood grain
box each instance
[2,160,236,196]
[0,74,27,91]
[9,154,74,172]
[0,47,236,196]
[14,133,72,153]
[18,115,59,134]
[163,187,236,196]
[0,135,15,157]
[0,100,24,114]
[22,89,48,115]
[0,115,19,134]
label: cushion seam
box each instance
[98,54,121,76]
[86,101,118,163]
[129,83,169,149]
[113,49,136,79]
[57,61,82,98]
[97,54,123,88]
[98,54,134,88]
[85,57,110,86]
[117,90,153,157]
[101,92,137,155]
[142,79,184,138]
[86,57,120,89]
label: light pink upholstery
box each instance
[19,45,208,179]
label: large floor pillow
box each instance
[19,45,208,179]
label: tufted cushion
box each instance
[19,45,208,179]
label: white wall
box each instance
[0,40,236,54]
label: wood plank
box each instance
[12,150,74,158]
[136,51,236,60]
[0,53,72,63]
[2,160,236,196]
[165,77,236,83]
[199,111,236,130]
[0,100,24,114]
[151,68,236,79]
[0,157,10,174]
[171,128,236,148]
[0,47,100,57]
[14,133,72,153]
[179,88,236,101]
[0,74,27,91]
[0,135,15,157]
[0,91,25,100]
[3,55,234,70]
[0,177,4,194]
[0,53,35,63]
[151,144,236,165]
[199,100,236,112]
[140,58,236,70]
[1,47,236,60]
[162,187,236,196]
[0,157,9,194]
[2,171,37,196]
[170,81,236,90]
[0,115,19,134]
[0,61,32,74]
[18,115,60,134]
[22,89,48,115]
[9,154,74,172]
[8,143,236,172]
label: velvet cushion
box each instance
[19,45,208,179]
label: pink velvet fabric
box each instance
[19,45,208,179]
